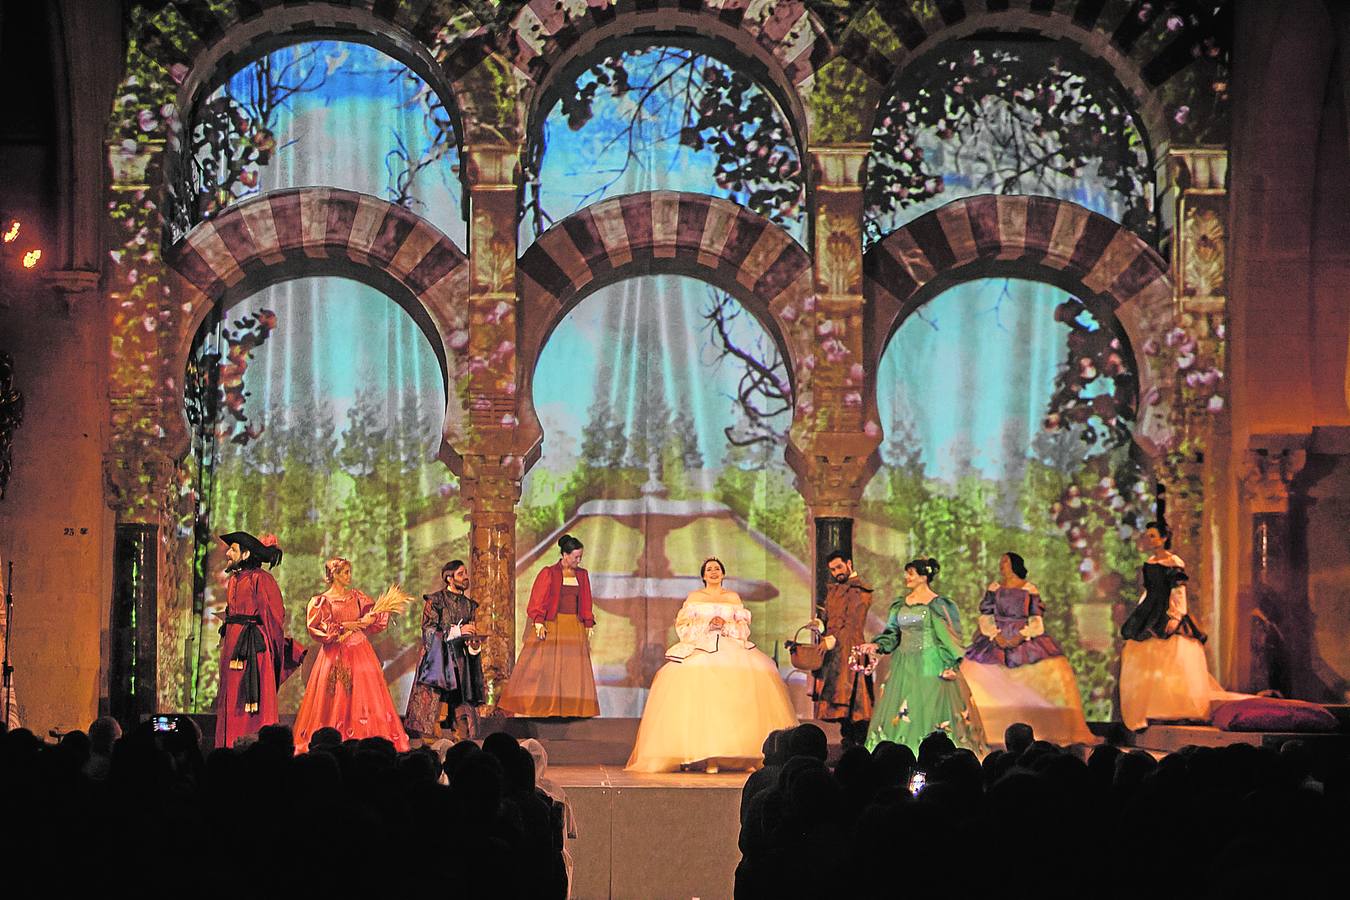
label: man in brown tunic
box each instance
[813,551,874,748]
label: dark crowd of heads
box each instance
[3,715,1347,900]
[736,722,1350,900]
[0,717,568,898]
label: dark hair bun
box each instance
[904,556,939,582]
[558,534,584,555]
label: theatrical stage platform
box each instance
[551,763,748,900]
[479,717,793,900]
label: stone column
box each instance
[463,142,521,439]
[794,142,881,600]
[460,455,522,704]
[807,143,870,435]
[460,138,524,704]
[1238,441,1307,694]
[1165,147,1231,668]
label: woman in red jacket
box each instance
[497,534,600,717]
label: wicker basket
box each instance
[786,624,827,671]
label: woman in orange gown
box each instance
[293,557,409,752]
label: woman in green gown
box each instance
[859,557,987,755]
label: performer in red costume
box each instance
[292,557,410,752]
[215,530,294,748]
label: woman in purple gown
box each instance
[962,552,1096,746]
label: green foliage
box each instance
[808,58,876,143]
[715,460,809,562]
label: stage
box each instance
[552,765,748,900]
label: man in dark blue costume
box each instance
[404,559,486,741]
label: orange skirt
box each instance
[497,615,599,717]
[292,633,409,753]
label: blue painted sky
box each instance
[524,45,805,246]
[213,40,465,246]
[528,274,789,476]
[233,277,444,448]
[875,278,1090,484]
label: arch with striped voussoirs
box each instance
[149,1,473,245]
[833,0,1230,156]
[162,187,470,460]
[864,194,1179,456]
[514,190,815,467]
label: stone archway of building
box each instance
[515,190,812,468]
[160,2,469,244]
[163,186,469,462]
[837,4,1182,154]
[504,0,830,98]
[864,194,1176,456]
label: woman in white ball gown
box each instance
[625,558,798,773]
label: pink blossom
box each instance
[1165,328,1197,357]
[843,391,861,407]
[1173,105,1191,125]
[803,295,817,313]
[1142,386,1161,407]
[1207,395,1225,412]
[816,319,834,337]
[1142,337,1160,356]
[168,63,189,85]
[1215,322,1227,340]
[137,109,157,132]
[1166,15,1184,31]
[801,354,816,372]
[864,420,880,437]
[485,300,511,324]
[142,315,156,332]
[160,103,176,120]
[448,329,469,351]
[1176,352,1195,370]
[779,305,797,323]
[504,381,517,396]
[501,414,518,427]
[849,363,864,384]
